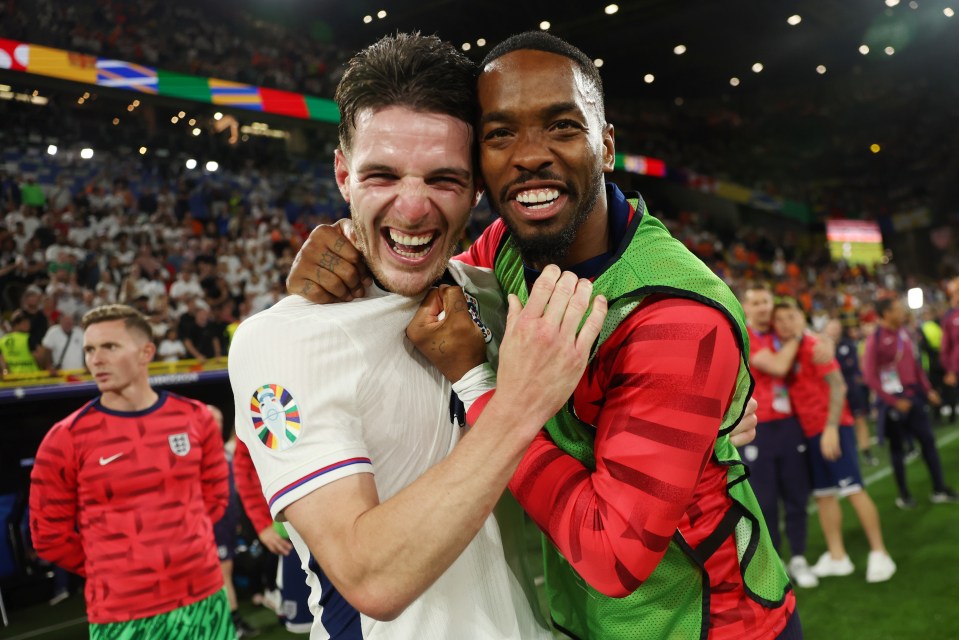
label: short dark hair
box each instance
[335,32,477,154]
[773,296,800,313]
[875,297,897,319]
[481,31,606,123]
[82,304,153,341]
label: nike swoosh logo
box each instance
[99,453,123,466]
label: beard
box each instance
[490,165,605,267]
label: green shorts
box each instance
[89,589,233,640]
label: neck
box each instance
[879,319,898,331]
[100,382,158,412]
[536,192,610,271]
[748,319,770,332]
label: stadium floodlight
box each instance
[730,77,741,87]
[885,46,895,55]
[377,10,387,18]
[206,161,219,172]
[363,15,372,24]
[186,158,197,170]
[477,38,486,46]
[886,0,900,6]
[214,112,223,121]
[816,65,827,74]
[593,58,604,68]
[946,8,955,17]
[859,45,870,55]
[907,288,923,310]
[192,127,201,136]
[540,21,551,30]
[787,15,802,26]
[462,43,471,51]
[80,148,94,159]
[47,144,57,156]
[674,44,687,55]
[605,4,619,15]
[139,147,147,155]
[644,74,655,84]
[752,62,764,73]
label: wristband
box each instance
[452,362,496,416]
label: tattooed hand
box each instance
[287,219,371,303]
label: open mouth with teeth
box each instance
[384,228,438,259]
[515,188,561,210]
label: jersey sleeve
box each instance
[233,438,275,533]
[196,403,229,523]
[229,308,371,521]
[453,218,508,268]
[29,421,86,576]
[508,299,741,597]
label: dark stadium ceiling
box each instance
[233,0,958,101]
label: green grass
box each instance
[5,423,959,639]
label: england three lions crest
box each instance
[464,291,492,344]
[169,433,191,456]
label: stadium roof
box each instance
[234,0,958,101]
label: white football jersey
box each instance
[229,262,549,640]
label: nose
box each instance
[393,179,432,223]
[512,129,553,174]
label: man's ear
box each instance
[334,148,351,203]
[601,123,616,173]
[141,340,156,364]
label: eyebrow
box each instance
[356,163,471,180]
[481,101,585,126]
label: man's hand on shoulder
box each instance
[287,219,371,303]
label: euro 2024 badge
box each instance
[251,384,301,451]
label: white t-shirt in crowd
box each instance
[41,324,85,370]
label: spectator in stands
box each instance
[183,304,222,362]
[863,297,957,508]
[772,299,896,583]
[169,262,205,306]
[1,309,43,375]
[29,304,232,639]
[157,327,187,362]
[741,282,819,589]
[941,276,959,423]
[17,284,49,350]
[38,311,85,372]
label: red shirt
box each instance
[233,438,274,533]
[747,327,794,423]
[862,325,931,406]
[29,392,228,623]
[787,334,853,437]
[459,219,794,640]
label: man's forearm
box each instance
[824,370,846,429]
[288,392,542,621]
